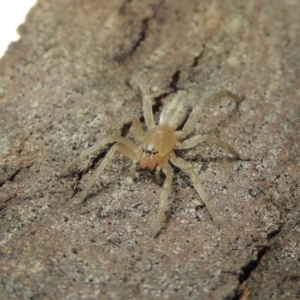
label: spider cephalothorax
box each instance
[139,125,176,171]
[60,84,243,237]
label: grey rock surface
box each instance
[0,0,299,299]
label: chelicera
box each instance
[60,84,243,237]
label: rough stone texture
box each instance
[0,0,299,299]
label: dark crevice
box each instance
[152,92,171,114]
[266,228,280,239]
[116,1,163,62]
[191,45,205,67]
[0,204,7,211]
[129,18,150,57]
[0,193,16,211]
[233,221,283,300]
[17,132,33,155]
[232,245,270,300]
[116,3,161,62]
[71,148,111,198]
[113,17,151,63]
[0,179,5,188]
[151,69,181,114]
[1,160,35,188]
[9,168,23,182]
[238,245,269,284]
[169,70,181,91]
[118,0,132,15]
[120,121,133,137]
[113,16,150,63]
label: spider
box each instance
[60,84,243,237]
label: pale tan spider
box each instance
[60,85,243,237]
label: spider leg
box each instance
[169,153,220,228]
[139,84,156,129]
[155,165,162,185]
[59,135,138,176]
[79,143,138,202]
[129,162,137,180]
[177,90,242,139]
[108,115,143,141]
[152,162,173,238]
[176,135,241,159]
